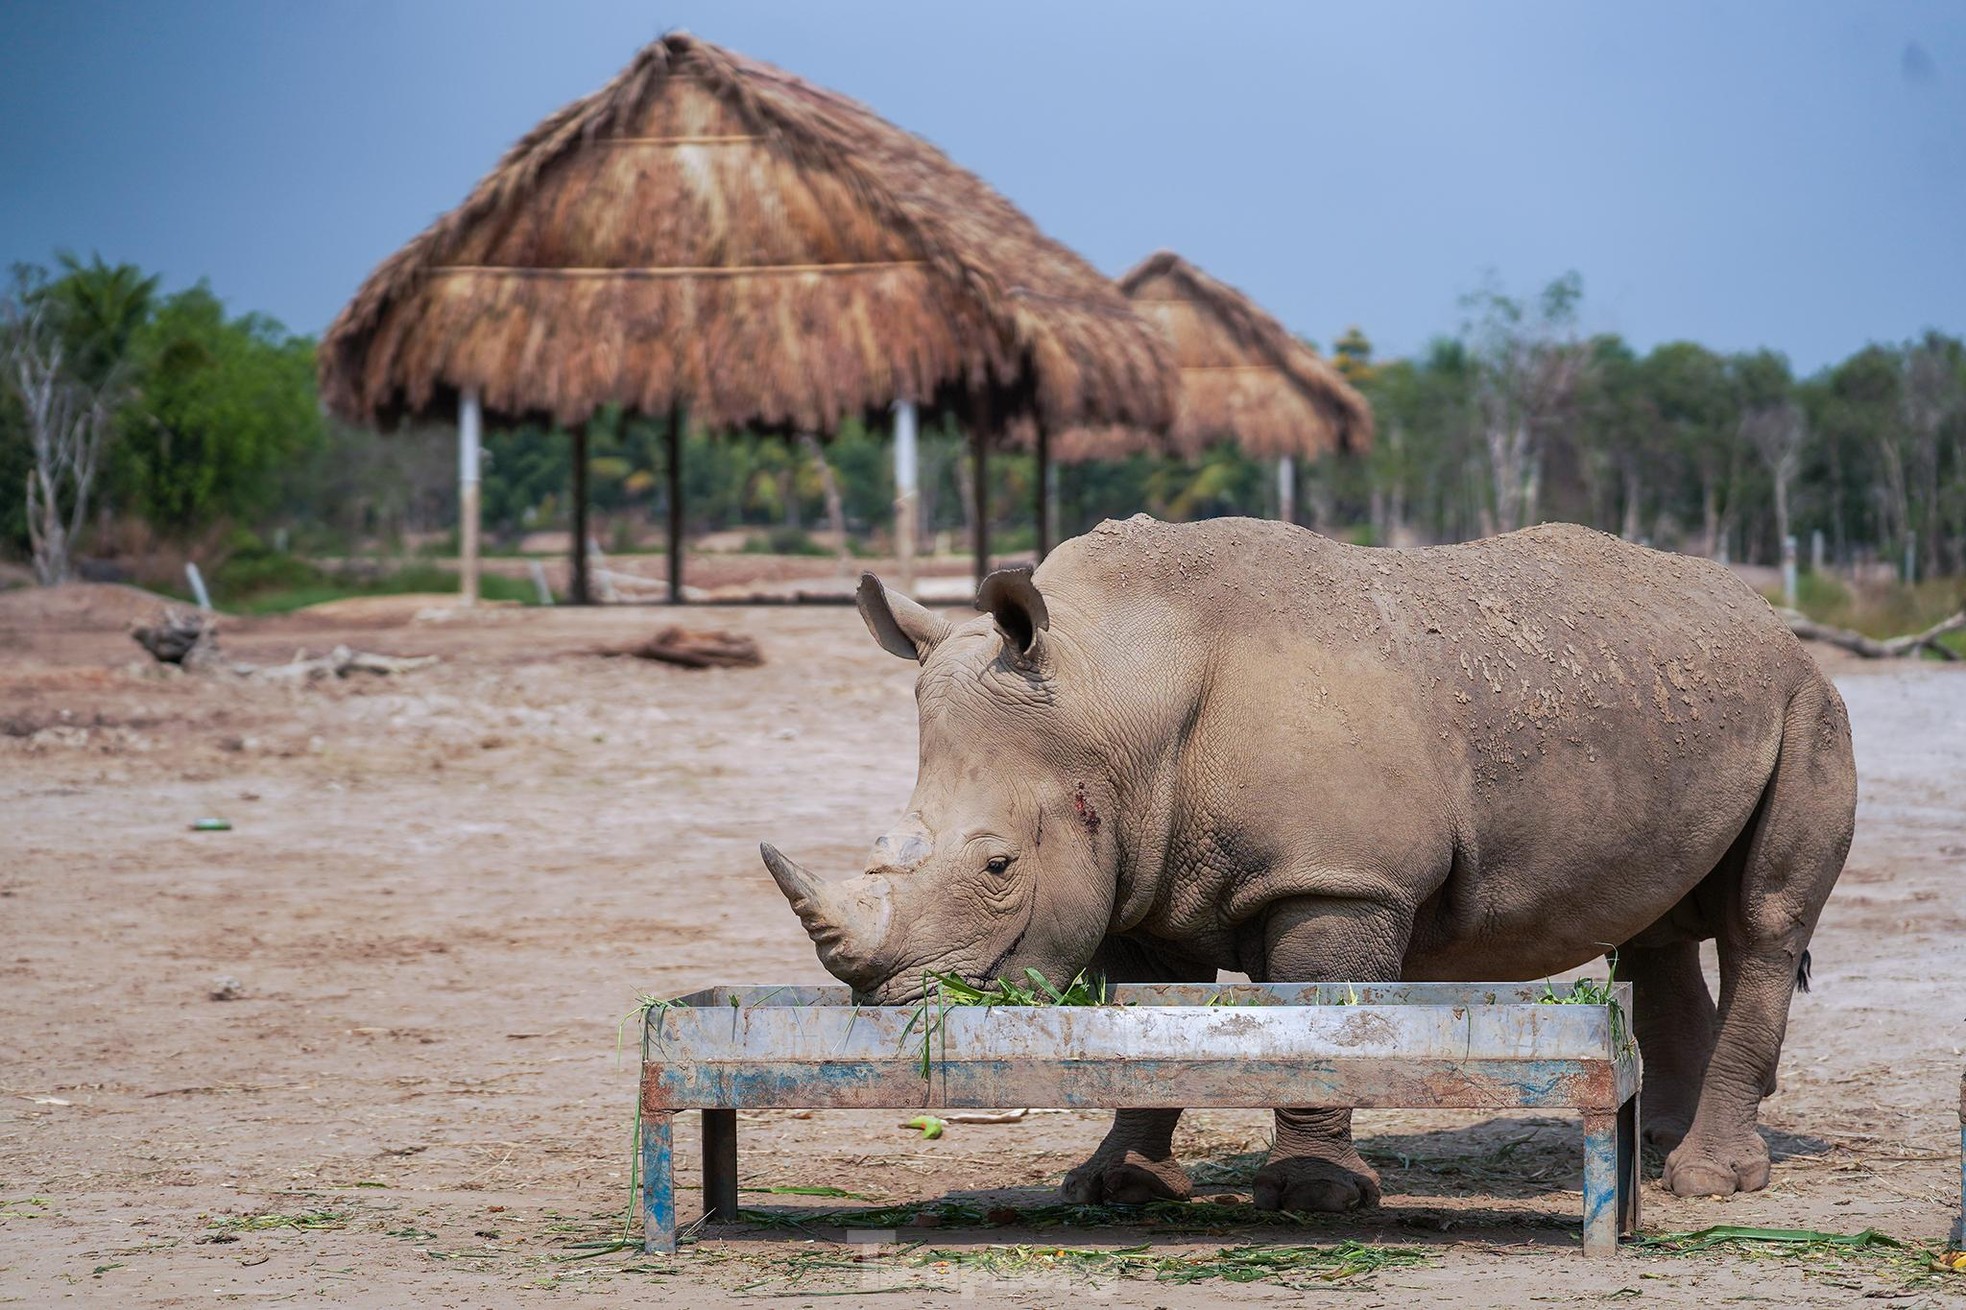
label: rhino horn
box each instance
[760,843,889,983]
[761,842,832,922]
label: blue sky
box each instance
[3,1,1960,372]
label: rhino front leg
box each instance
[1252,895,1412,1213]
[1061,937,1210,1205]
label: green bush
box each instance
[1768,571,1964,645]
[1791,569,1851,614]
[212,548,326,597]
[742,526,830,556]
[210,556,536,614]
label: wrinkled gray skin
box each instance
[762,516,1855,1209]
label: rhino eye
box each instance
[985,855,1012,876]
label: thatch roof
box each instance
[1079,251,1374,461]
[318,32,1173,437]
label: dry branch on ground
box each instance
[129,611,439,679]
[602,626,763,669]
[249,646,442,680]
[1779,607,1965,660]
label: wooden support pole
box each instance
[1035,423,1052,561]
[1277,454,1297,526]
[893,400,918,598]
[570,425,591,605]
[458,388,482,606]
[972,432,990,590]
[667,405,685,605]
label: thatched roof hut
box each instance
[318,33,1172,438]
[1110,251,1372,460]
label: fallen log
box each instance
[132,609,438,678]
[1778,607,1964,660]
[603,626,762,669]
[250,645,442,681]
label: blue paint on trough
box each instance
[638,981,1641,1258]
[641,1110,676,1254]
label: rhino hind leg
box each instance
[1662,683,1855,1199]
[1248,895,1412,1213]
[1620,938,1718,1152]
[1060,938,1207,1206]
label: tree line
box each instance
[4,257,1962,588]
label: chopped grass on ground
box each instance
[733,1197,1357,1235]
[1638,1225,1954,1291]
[741,1185,879,1200]
[903,1239,1423,1287]
[1638,1225,1904,1253]
[731,1237,1425,1291]
[207,1209,347,1232]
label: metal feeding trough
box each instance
[639,981,1641,1257]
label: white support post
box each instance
[589,537,618,603]
[185,562,213,612]
[893,400,919,598]
[459,388,483,607]
[1782,534,1798,610]
[1277,454,1297,525]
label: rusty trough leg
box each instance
[702,1108,739,1222]
[1581,1110,1620,1257]
[642,1110,676,1254]
[1617,1094,1641,1237]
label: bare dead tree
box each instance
[1465,274,1587,534]
[1901,336,1964,578]
[1742,399,1807,552]
[2,281,126,586]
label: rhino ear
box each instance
[976,566,1049,659]
[857,573,950,663]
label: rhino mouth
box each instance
[856,905,1041,1007]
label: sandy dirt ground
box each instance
[1,582,1962,1308]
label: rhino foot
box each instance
[1061,1148,1192,1205]
[1662,1132,1771,1197]
[1252,1151,1382,1213]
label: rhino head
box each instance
[761,568,1117,1003]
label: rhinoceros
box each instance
[761,515,1854,1207]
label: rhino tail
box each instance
[1795,949,1812,994]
